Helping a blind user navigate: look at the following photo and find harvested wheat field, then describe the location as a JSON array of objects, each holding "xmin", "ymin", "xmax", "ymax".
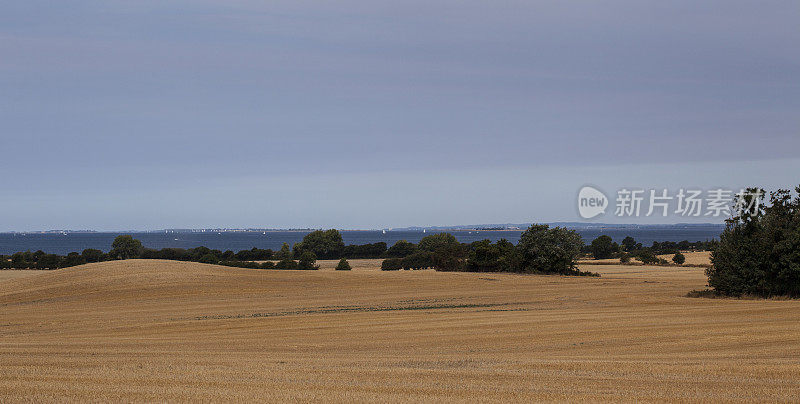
[{"xmin": 1, "ymin": 259, "xmax": 799, "ymax": 402}]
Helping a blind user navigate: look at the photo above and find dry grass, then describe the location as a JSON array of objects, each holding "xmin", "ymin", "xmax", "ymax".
[{"xmin": 1, "ymin": 259, "xmax": 799, "ymax": 402}]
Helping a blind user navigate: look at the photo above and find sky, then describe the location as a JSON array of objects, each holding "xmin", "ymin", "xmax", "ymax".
[{"xmin": 1, "ymin": 1, "xmax": 798, "ymax": 231}]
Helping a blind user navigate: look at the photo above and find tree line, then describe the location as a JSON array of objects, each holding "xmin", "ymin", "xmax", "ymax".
[
  {"xmin": 0, "ymin": 226, "xmax": 712, "ymax": 277},
  {"xmin": 585, "ymin": 234, "xmax": 716, "ymax": 265}
]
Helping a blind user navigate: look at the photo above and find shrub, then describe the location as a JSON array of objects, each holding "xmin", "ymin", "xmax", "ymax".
[
  {"xmin": 672, "ymin": 252, "xmax": 686, "ymax": 265},
  {"xmin": 402, "ymin": 251, "xmax": 434, "ymax": 270},
  {"xmin": 219, "ymin": 260, "xmax": 261, "ymax": 269},
  {"xmin": 335, "ymin": 258, "xmax": 351, "ymax": 271},
  {"xmin": 275, "ymin": 258, "xmax": 298, "ymax": 269},
  {"xmin": 516, "ymin": 225, "xmax": 584, "ymax": 274},
  {"xmin": 619, "ymin": 253, "xmax": 631, "ymax": 264},
  {"xmin": 296, "ymin": 251, "xmax": 319, "ymax": 270},
  {"xmin": 343, "ymin": 242, "xmax": 386, "ymax": 258},
  {"xmin": 261, "ymin": 261, "xmax": 275, "ymax": 269},
  {"xmin": 636, "ymin": 250, "xmax": 659, "ymax": 265},
  {"xmin": 198, "ymin": 254, "xmax": 219, "ymax": 264},
  {"xmin": 381, "ymin": 258, "xmax": 403, "ymax": 271}
]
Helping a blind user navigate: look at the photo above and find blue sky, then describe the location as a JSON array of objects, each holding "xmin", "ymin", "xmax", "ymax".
[{"xmin": 1, "ymin": 1, "xmax": 798, "ymax": 231}]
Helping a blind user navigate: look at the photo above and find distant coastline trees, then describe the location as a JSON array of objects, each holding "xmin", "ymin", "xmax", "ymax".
[{"xmin": 1, "ymin": 227, "xmax": 717, "ymax": 276}]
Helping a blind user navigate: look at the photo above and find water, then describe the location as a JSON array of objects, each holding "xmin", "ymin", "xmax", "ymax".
[{"xmin": 0, "ymin": 227, "xmax": 723, "ymax": 255}]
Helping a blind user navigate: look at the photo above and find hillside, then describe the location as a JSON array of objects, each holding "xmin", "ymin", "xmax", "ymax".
[{"xmin": 1, "ymin": 260, "xmax": 799, "ymax": 401}]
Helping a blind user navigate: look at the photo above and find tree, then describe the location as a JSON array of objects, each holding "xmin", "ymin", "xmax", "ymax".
[
  {"xmin": 621, "ymin": 236, "xmax": 637, "ymax": 252},
  {"xmin": 590, "ymin": 235, "xmax": 615, "ymax": 259},
  {"xmin": 36, "ymin": 254, "xmax": 62, "ymax": 269},
  {"xmin": 418, "ymin": 233, "xmax": 459, "ymax": 252},
  {"xmin": 62, "ymin": 252, "xmax": 86, "ymax": 267},
  {"xmin": 516, "ymin": 225, "xmax": 584, "ymax": 274},
  {"xmin": 401, "ymin": 252, "xmax": 434, "ymax": 270},
  {"xmin": 709, "ymin": 186, "xmax": 800, "ymax": 297},
  {"xmin": 335, "ymin": 258, "xmax": 352, "ymax": 271},
  {"xmin": 199, "ymin": 254, "xmax": 219, "ymax": 264},
  {"xmin": 672, "ymin": 252, "xmax": 686, "ymax": 265},
  {"xmin": 296, "ymin": 251, "xmax": 319, "ymax": 270},
  {"xmin": 294, "ymin": 229, "xmax": 345, "ymax": 259},
  {"xmin": 81, "ymin": 248, "xmax": 104, "ymax": 263},
  {"xmin": 386, "ymin": 240, "xmax": 416, "ymax": 257},
  {"xmin": 275, "ymin": 243, "xmax": 293, "ymax": 260},
  {"xmin": 109, "ymin": 235, "xmax": 143, "ymax": 260},
  {"xmin": 636, "ymin": 249, "xmax": 659, "ymax": 265}
]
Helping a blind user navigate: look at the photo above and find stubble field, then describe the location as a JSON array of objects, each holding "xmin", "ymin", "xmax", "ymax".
[{"xmin": 1, "ymin": 257, "xmax": 799, "ymax": 402}]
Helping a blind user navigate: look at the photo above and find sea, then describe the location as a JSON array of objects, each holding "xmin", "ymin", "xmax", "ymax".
[{"xmin": 0, "ymin": 226, "xmax": 724, "ymax": 255}]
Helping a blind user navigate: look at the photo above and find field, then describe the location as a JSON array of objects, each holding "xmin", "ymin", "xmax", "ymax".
[{"xmin": 1, "ymin": 259, "xmax": 799, "ymax": 401}]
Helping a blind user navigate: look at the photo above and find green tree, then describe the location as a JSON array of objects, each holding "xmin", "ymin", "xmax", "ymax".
[
  {"xmin": 386, "ymin": 240, "xmax": 417, "ymax": 257},
  {"xmin": 295, "ymin": 229, "xmax": 345, "ymax": 259},
  {"xmin": 275, "ymin": 242, "xmax": 293, "ymax": 260},
  {"xmin": 590, "ymin": 235, "xmax": 615, "ymax": 259},
  {"xmin": 335, "ymin": 258, "xmax": 352, "ymax": 271},
  {"xmin": 275, "ymin": 258, "xmax": 298, "ymax": 269},
  {"xmin": 199, "ymin": 254, "xmax": 219, "ymax": 264},
  {"xmin": 516, "ymin": 225, "xmax": 584, "ymax": 274},
  {"xmin": 109, "ymin": 235, "xmax": 144, "ymax": 260},
  {"xmin": 381, "ymin": 258, "xmax": 403, "ymax": 271},
  {"xmin": 709, "ymin": 186, "xmax": 800, "ymax": 297},
  {"xmin": 62, "ymin": 252, "xmax": 86, "ymax": 267},
  {"xmin": 621, "ymin": 236, "xmax": 637, "ymax": 252},
  {"xmin": 672, "ymin": 252, "xmax": 686, "ymax": 265},
  {"xmin": 81, "ymin": 248, "xmax": 104, "ymax": 263},
  {"xmin": 417, "ymin": 233, "xmax": 459, "ymax": 252},
  {"xmin": 296, "ymin": 251, "xmax": 319, "ymax": 270}
]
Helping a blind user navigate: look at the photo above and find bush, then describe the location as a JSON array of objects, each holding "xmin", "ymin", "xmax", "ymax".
[
  {"xmin": 402, "ymin": 251, "xmax": 434, "ymax": 270},
  {"xmin": 296, "ymin": 251, "xmax": 319, "ymax": 270},
  {"xmin": 381, "ymin": 258, "xmax": 403, "ymax": 271},
  {"xmin": 709, "ymin": 186, "xmax": 800, "ymax": 297},
  {"xmin": 672, "ymin": 252, "xmax": 686, "ymax": 265},
  {"xmin": 261, "ymin": 261, "xmax": 275, "ymax": 269},
  {"xmin": 219, "ymin": 260, "xmax": 261, "ymax": 269},
  {"xmin": 619, "ymin": 253, "xmax": 631, "ymax": 264},
  {"xmin": 516, "ymin": 225, "xmax": 584, "ymax": 274},
  {"xmin": 335, "ymin": 258, "xmax": 351, "ymax": 271},
  {"xmin": 198, "ymin": 254, "xmax": 219, "ymax": 264},
  {"xmin": 636, "ymin": 250, "xmax": 659, "ymax": 265},
  {"xmin": 275, "ymin": 258, "xmax": 298, "ymax": 269}
]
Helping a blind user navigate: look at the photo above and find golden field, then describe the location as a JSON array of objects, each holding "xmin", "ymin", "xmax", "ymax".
[{"xmin": 1, "ymin": 259, "xmax": 799, "ymax": 402}]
